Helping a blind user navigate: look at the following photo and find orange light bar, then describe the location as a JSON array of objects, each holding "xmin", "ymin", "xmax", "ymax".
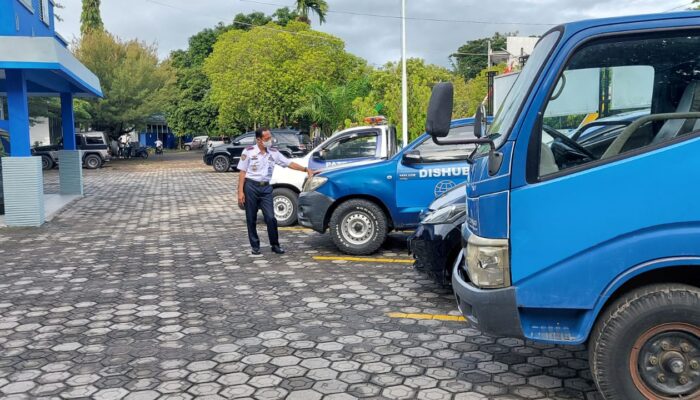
[{"xmin": 364, "ymin": 116, "xmax": 387, "ymax": 125}]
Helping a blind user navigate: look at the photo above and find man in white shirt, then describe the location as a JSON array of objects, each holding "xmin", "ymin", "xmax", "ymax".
[{"xmin": 237, "ymin": 127, "xmax": 315, "ymax": 255}]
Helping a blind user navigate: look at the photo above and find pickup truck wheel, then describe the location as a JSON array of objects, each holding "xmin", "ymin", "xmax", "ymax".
[
  {"xmin": 184, "ymin": 145, "xmax": 191, "ymax": 151},
  {"xmin": 41, "ymin": 155, "xmax": 54, "ymax": 170},
  {"xmin": 589, "ymin": 283, "xmax": 700, "ymax": 400},
  {"xmin": 212, "ymin": 155, "xmax": 230, "ymax": 172},
  {"xmin": 84, "ymin": 154, "xmax": 102, "ymax": 169},
  {"xmin": 329, "ymin": 199, "xmax": 387, "ymax": 255},
  {"xmin": 273, "ymin": 188, "xmax": 298, "ymax": 226}
]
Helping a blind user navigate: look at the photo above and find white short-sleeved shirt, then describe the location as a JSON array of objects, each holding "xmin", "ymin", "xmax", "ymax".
[{"xmin": 237, "ymin": 145, "xmax": 291, "ymax": 182}]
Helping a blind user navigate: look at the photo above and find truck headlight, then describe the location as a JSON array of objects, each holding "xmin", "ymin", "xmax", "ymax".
[
  {"xmin": 421, "ymin": 204, "xmax": 466, "ymax": 225},
  {"xmin": 303, "ymin": 176, "xmax": 328, "ymax": 192},
  {"xmin": 466, "ymin": 234, "xmax": 510, "ymax": 289}
]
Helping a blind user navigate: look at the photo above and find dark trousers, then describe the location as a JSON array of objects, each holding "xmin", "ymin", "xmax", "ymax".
[{"xmin": 243, "ymin": 180, "xmax": 279, "ymax": 249}]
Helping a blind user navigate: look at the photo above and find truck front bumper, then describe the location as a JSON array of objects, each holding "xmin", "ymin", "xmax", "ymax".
[
  {"xmin": 452, "ymin": 251, "xmax": 523, "ymax": 337},
  {"xmin": 298, "ymin": 191, "xmax": 334, "ymax": 233}
]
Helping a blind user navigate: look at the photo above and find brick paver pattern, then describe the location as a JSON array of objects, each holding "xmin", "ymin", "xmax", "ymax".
[{"xmin": 0, "ymin": 153, "xmax": 602, "ymax": 399}]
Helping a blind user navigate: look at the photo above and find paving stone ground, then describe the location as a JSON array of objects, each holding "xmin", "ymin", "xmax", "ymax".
[{"xmin": 0, "ymin": 152, "xmax": 602, "ymax": 399}]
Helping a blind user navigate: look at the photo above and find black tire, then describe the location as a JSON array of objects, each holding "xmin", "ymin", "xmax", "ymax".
[
  {"xmin": 83, "ymin": 154, "xmax": 102, "ymax": 170},
  {"xmin": 184, "ymin": 145, "xmax": 191, "ymax": 151},
  {"xmin": 41, "ymin": 155, "xmax": 54, "ymax": 170},
  {"xmin": 589, "ymin": 283, "xmax": 700, "ymax": 400},
  {"xmin": 141, "ymin": 151, "xmax": 149, "ymax": 159},
  {"xmin": 329, "ymin": 199, "xmax": 388, "ymax": 255},
  {"xmin": 272, "ymin": 188, "xmax": 298, "ymax": 227},
  {"xmin": 212, "ymin": 155, "xmax": 231, "ymax": 173}
]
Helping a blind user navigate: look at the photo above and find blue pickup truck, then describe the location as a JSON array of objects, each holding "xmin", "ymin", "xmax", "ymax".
[
  {"xmin": 425, "ymin": 11, "xmax": 700, "ymax": 400},
  {"xmin": 298, "ymin": 118, "xmax": 478, "ymax": 255}
]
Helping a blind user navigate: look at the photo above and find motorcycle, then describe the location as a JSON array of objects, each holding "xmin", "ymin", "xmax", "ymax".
[{"xmin": 124, "ymin": 143, "xmax": 149, "ymax": 159}]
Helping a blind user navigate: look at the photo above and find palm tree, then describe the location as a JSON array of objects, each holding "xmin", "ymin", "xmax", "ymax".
[{"xmin": 295, "ymin": 0, "xmax": 328, "ymax": 25}]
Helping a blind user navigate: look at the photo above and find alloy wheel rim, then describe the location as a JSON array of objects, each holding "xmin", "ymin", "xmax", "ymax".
[{"xmin": 214, "ymin": 158, "xmax": 227, "ymax": 171}]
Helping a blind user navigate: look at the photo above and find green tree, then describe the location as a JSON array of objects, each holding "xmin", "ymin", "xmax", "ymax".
[
  {"xmin": 452, "ymin": 32, "xmax": 510, "ymax": 80},
  {"xmin": 294, "ymin": 78, "xmax": 370, "ymax": 136},
  {"xmin": 273, "ymin": 7, "xmax": 301, "ymax": 26},
  {"xmin": 233, "ymin": 11, "xmax": 271, "ymax": 30},
  {"xmin": 73, "ymin": 31, "xmax": 175, "ymax": 137},
  {"xmin": 166, "ymin": 9, "xmax": 303, "ymax": 137},
  {"xmin": 295, "ymin": 0, "xmax": 328, "ymax": 24},
  {"xmin": 351, "ymin": 59, "xmax": 454, "ymax": 141},
  {"xmin": 204, "ymin": 21, "xmax": 364, "ymax": 130},
  {"xmin": 80, "ymin": 0, "xmax": 103, "ymax": 36},
  {"xmin": 452, "ymin": 64, "xmax": 507, "ymax": 119}
]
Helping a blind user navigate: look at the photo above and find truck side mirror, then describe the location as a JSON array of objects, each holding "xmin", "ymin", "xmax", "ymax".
[
  {"xmin": 402, "ymin": 150, "xmax": 422, "ymax": 165},
  {"xmin": 474, "ymin": 104, "xmax": 486, "ymax": 138},
  {"xmin": 426, "ymin": 82, "xmax": 454, "ymax": 138}
]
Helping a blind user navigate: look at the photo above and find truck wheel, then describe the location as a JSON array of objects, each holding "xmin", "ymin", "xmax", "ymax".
[
  {"xmin": 212, "ymin": 155, "xmax": 230, "ymax": 172},
  {"xmin": 329, "ymin": 199, "xmax": 387, "ymax": 255},
  {"xmin": 589, "ymin": 283, "xmax": 700, "ymax": 400},
  {"xmin": 273, "ymin": 188, "xmax": 298, "ymax": 226},
  {"xmin": 41, "ymin": 155, "xmax": 54, "ymax": 170},
  {"xmin": 184, "ymin": 145, "xmax": 191, "ymax": 151},
  {"xmin": 84, "ymin": 154, "xmax": 102, "ymax": 169}
]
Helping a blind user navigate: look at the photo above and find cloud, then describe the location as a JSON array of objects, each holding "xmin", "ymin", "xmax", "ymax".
[{"xmin": 56, "ymin": 0, "xmax": 686, "ymax": 67}]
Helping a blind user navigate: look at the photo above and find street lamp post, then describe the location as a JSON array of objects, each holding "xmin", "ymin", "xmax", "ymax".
[{"xmin": 401, "ymin": 0, "xmax": 408, "ymax": 147}]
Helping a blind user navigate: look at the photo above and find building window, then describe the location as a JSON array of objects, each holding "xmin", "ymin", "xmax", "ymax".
[
  {"xmin": 18, "ymin": 0, "xmax": 34, "ymax": 13},
  {"xmin": 39, "ymin": 0, "xmax": 50, "ymax": 25}
]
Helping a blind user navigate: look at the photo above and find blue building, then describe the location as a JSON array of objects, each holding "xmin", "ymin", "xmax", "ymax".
[
  {"xmin": 139, "ymin": 114, "xmax": 180, "ymax": 149},
  {"xmin": 0, "ymin": 0, "xmax": 102, "ymax": 226}
]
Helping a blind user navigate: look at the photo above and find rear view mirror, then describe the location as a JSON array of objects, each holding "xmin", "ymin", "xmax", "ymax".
[
  {"xmin": 402, "ymin": 150, "xmax": 422, "ymax": 165},
  {"xmin": 474, "ymin": 104, "xmax": 486, "ymax": 139},
  {"xmin": 426, "ymin": 82, "xmax": 454, "ymax": 138},
  {"xmin": 312, "ymin": 151, "xmax": 324, "ymax": 160}
]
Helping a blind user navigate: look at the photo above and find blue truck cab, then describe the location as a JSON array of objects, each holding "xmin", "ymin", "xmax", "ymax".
[
  {"xmin": 425, "ymin": 11, "xmax": 700, "ymax": 399},
  {"xmin": 298, "ymin": 118, "xmax": 478, "ymax": 255}
]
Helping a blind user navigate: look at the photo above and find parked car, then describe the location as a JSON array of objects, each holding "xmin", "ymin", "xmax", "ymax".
[
  {"xmin": 183, "ymin": 135, "xmax": 209, "ymax": 151},
  {"xmin": 32, "ymin": 132, "xmax": 111, "ymax": 170},
  {"xmin": 270, "ymin": 123, "xmax": 400, "ymax": 226},
  {"xmin": 206, "ymin": 136, "xmax": 231, "ymax": 150},
  {"xmin": 203, "ymin": 129, "xmax": 309, "ymax": 173},
  {"xmin": 408, "ymin": 183, "xmax": 466, "ymax": 286},
  {"xmin": 298, "ymin": 118, "xmax": 480, "ymax": 255}
]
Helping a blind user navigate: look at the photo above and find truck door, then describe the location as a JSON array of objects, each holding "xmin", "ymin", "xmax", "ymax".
[
  {"xmin": 395, "ymin": 124, "xmax": 476, "ymax": 224},
  {"xmin": 511, "ymin": 29, "xmax": 700, "ymax": 291},
  {"xmin": 308, "ymin": 129, "xmax": 380, "ymax": 170}
]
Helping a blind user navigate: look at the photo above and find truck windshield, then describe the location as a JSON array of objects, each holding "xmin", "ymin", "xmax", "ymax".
[{"xmin": 485, "ymin": 30, "xmax": 561, "ymax": 151}]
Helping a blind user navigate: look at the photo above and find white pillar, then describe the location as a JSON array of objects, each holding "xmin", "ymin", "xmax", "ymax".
[
  {"xmin": 58, "ymin": 150, "xmax": 83, "ymax": 195},
  {"xmin": 2, "ymin": 157, "xmax": 45, "ymax": 227}
]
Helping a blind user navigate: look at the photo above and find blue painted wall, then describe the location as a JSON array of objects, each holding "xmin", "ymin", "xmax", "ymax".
[
  {"xmin": 0, "ymin": 0, "xmax": 56, "ymax": 39},
  {"xmin": 139, "ymin": 132, "xmax": 181, "ymax": 149}
]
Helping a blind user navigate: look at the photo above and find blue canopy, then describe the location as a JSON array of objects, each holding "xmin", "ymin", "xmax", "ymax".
[{"xmin": 0, "ymin": 36, "xmax": 102, "ymax": 97}]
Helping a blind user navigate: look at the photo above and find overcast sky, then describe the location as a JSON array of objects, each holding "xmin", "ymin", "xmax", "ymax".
[{"xmin": 56, "ymin": 0, "xmax": 690, "ymax": 68}]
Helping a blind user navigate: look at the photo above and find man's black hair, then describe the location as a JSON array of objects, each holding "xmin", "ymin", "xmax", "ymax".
[{"xmin": 255, "ymin": 127, "xmax": 270, "ymax": 139}]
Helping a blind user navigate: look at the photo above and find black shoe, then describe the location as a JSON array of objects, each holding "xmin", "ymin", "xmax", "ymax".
[
  {"xmin": 251, "ymin": 248, "xmax": 261, "ymax": 255},
  {"xmin": 271, "ymin": 245, "xmax": 285, "ymax": 254}
]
